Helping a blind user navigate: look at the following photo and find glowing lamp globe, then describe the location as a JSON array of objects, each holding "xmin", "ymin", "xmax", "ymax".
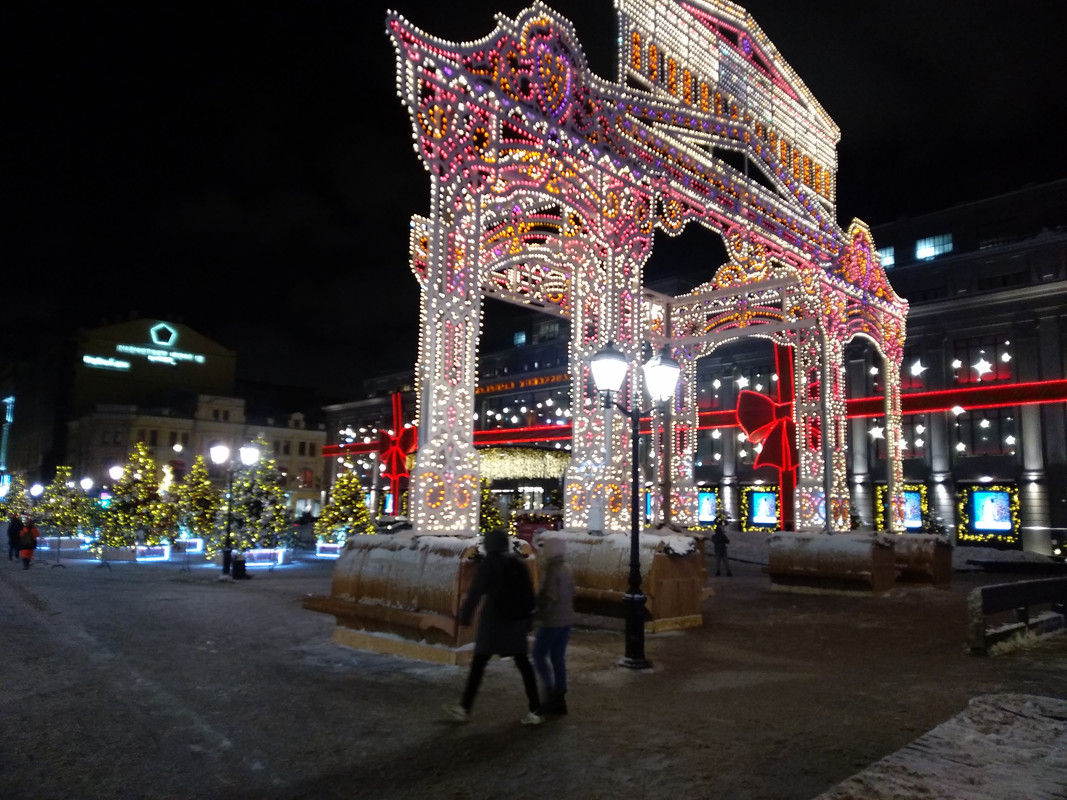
[
  {"xmin": 643, "ymin": 346, "xmax": 681, "ymax": 404},
  {"xmin": 590, "ymin": 341, "xmax": 630, "ymax": 395}
]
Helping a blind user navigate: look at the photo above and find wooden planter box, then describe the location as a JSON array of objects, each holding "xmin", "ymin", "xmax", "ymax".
[
  {"xmin": 548, "ymin": 531, "xmax": 707, "ymax": 632},
  {"xmin": 892, "ymin": 534, "xmax": 953, "ymax": 586},
  {"xmin": 768, "ymin": 532, "xmax": 898, "ymax": 593},
  {"xmin": 304, "ymin": 529, "xmax": 707, "ymax": 666},
  {"xmin": 304, "ymin": 533, "xmax": 490, "ymax": 665}
]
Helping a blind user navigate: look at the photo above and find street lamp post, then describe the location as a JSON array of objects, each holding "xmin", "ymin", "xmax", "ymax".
[
  {"xmin": 590, "ymin": 341, "xmax": 681, "ymax": 670},
  {"xmin": 210, "ymin": 444, "xmax": 260, "ymax": 576}
]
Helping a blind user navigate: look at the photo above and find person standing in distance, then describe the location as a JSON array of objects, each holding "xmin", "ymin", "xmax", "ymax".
[
  {"xmin": 711, "ymin": 517, "xmax": 732, "ymax": 577},
  {"xmin": 19, "ymin": 518, "xmax": 40, "ymax": 570},
  {"xmin": 444, "ymin": 528, "xmax": 543, "ymax": 725},
  {"xmin": 7, "ymin": 513, "xmax": 23, "ymax": 561},
  {"xmin": 532, "ymin": 535, "xmax": 575, "ymax": 715}
]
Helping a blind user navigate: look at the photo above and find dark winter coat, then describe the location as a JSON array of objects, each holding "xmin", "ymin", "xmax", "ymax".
[
  {"xmin": 710, "ymin": 530, "xmax": 730, "ymax": 556},
  {"xmin": 460, "ymin": 531, "xmax": 534, "ymax": 657},
  {"xmin": 7, "ymin": 516, "xmax": 22, "ymax": 547}
]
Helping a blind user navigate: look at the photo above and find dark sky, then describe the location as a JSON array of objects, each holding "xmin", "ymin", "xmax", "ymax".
[{"xmin": 7, "ymin": 1, "xmax": 1066, "ymax": 400}]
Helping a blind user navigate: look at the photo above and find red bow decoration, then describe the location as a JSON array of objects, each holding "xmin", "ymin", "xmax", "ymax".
[
  {"xmin": 736, "ymin": 390, "xmax": 798, "ymax": 474},
  {"xmin": 377, "ymin": 393, "xmax": 418, "ymax": 497}
]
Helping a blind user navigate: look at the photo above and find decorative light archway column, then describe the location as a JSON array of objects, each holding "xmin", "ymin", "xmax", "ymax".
[{"xmin": 408, "ymin": 177, "xmax": 484, "ymax": 533}]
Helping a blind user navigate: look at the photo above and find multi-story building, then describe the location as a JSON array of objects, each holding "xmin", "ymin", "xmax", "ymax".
[
  {"xmin": 1, "ymin": 317, "xmax": 327, "ymax": 516},
  {"xmin": 322, "ymin": 181, "xmax": 1067, "ymax": 555}
]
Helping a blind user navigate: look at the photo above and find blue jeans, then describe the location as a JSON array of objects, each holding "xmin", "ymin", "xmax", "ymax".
[{"xmin": 532, "ymin": 625, "xmax": 571, "ymax": 694}]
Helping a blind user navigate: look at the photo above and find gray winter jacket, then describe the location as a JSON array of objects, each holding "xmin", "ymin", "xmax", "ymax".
[{"xmin": 536, "ymin": 537, "xmax": 575, "ymax": 628}]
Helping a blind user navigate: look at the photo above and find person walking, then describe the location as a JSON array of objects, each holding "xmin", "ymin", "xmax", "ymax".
[
  {"xmin": 19, "ymin": 518, "xmax": 40, "ymax": 570},
  {"xmin": 7, "ymin": 513, "xmax": 22, "ymax": 561},
  {"xmin": 445, "ymin": 528, "xmax": 543, "ymax": 726},
  {"xmin": 532, "ymin": 535, "xmax": 575, "ymax": 715},
  {"xmin": 711, "ymin": 519, "xmax": 732, "ymax": 577}
]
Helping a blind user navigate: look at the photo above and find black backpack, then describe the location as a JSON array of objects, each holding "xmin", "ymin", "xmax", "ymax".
[{"xmin": 494, "ymin": 556, "xmax": 536, "ymax": 620}]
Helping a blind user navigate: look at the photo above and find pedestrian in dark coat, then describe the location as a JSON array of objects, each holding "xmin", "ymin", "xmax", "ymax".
[
  {"xmin": 444, "ymin": 528, "xmax": 543, "ymax": 725},
  {"xmin": 7, "ymin": 513, "xmax": 22, "ymax": 561},
  {"xmin": 532, "ymin": 535, "xmax": 575, "ymax": 714},
  {"xmin": 711, "ymin": 520, "xmax": 732, "ymax": 577}
]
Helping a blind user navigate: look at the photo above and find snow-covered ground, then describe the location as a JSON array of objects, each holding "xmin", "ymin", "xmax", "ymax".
[
  {"xmin": 720, "ymin": 529, "xmax": 1067, "ymax": 799},
  {"xmin": 815, "ymin": 693, "xmax": 1067, "ymax": 800}
]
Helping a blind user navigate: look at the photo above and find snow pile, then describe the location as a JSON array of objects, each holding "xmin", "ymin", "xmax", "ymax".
[{"xmin": 815, "ymin": 694, "xmax": 1067, "ymax": 800}]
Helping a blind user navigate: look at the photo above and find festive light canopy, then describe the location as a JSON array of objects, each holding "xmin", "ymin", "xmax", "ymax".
[{"xmin": 388, "ymin": 0, "xmax": 907, "ymax": 535}]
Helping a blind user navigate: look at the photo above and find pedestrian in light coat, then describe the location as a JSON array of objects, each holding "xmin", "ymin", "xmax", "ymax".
[{"xmin": 532, "ymin": 535, "xmax": 575, "ymax": 714}]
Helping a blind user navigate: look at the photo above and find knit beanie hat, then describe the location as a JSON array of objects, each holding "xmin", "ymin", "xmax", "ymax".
[{"xmin": 484, "ymin": 528, "xmax": 509, "ymax": 553}]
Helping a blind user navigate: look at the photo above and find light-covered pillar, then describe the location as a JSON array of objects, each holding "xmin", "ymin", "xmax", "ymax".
[{"xmin": 408, "ymin": 178, "xmax": 482, "ymax": 534}]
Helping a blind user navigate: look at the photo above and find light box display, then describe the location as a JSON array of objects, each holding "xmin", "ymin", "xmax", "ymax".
[
  {"xmin": 697, "ymin": 490, "xmax": 718, "ymax": 525},
  {"xmin": 957, "ymin": 484, "xmax": 1020, "ymax": 546},
  {"xmin": 875, "ymin": 483, "xmax": 927, "ymax": 531},
  {"xmin": 741, "ymin": 486, "xmax": 779, "ymax": 531}
]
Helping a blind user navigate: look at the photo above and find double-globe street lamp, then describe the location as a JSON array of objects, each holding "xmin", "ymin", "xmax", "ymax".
[
  {"xmin": 210, "ymin": 443, "xmax": 260, "ymax": 576},
  {"xmin": 590, "ymin": 341, "xmax": 681, "ymax": 670}
]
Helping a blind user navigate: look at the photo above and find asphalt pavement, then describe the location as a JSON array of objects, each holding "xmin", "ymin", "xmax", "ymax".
[{"xmin": 2, "ymin": 546, "xmax": 1065, "ymax": 800}]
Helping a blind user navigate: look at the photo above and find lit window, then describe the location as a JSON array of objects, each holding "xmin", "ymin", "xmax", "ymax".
[
  {"xmin": 915, "ymin": 233, "xmax": 953, "ymax": 260},
  {"xmin": 880, "ymin": 246, "xmax": 894, "ymax": 268},
  {"xmin": 513, "ymin": 331, "xmax": 527, "ymax": 346}
]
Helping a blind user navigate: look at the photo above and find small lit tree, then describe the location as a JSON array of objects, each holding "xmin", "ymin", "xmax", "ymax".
[
  {"xmin": 0, "ymin": 473, "xmax": 30, "ymax": 520},
  {"xmin": 175, "ymin": 456, "xmax": 221, "ymax": 550},
  {"xmin": 36, "ymin": 466, "xmax": 92, "ymax": 538},
  {"xmin": 314, "ymin": 468, "xmax": 375, "ymax": 544},
  {"xmin": 101, "ymin": 442, "xmax": 160, "ymax": 547},
  {"xmin": 229, "ymin": 439, "xmax": 292, "ymax": 551},
  {"xmin": 479, "ymin": 479, "xmax": 505, "ymax": 534}
]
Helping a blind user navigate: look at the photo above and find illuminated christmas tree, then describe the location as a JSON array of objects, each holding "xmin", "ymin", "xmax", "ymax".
[
  {"xmin": 314, "ymin": 468, "xmax": 374, "ymax": 544},
  {"xmin": 0, "ymin": 473, "xmax": 29, "ymax": 520},
  {"xmin": 36, "ymin": 466, "xmax": 93, "ymax": 538},
  {"xmin": 101, "ymin": 442, "xmax": 160, "ymax": 547},
  {"xmin": 479, "ymin": 479, "xmax": 505, "ymax": 534},
  {"xmin": 227, "ymin": 439, "xmax": 293, "ymax": 551},
  {"xmin": 149, "ymin": 466, "xmax": 180, "ymax": 544},
  {"xmin": 175, "ymin": 456, "xmax": 221, "ymax": 552}
]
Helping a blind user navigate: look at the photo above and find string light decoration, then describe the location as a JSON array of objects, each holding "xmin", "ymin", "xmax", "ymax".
[
  {"xmin": 225, "ymin": 439, "xmax": 294, "ymax": 553},
  {"xmin": 957, "ymin": 484, "xmax": 1021, "ymax": 547},
  {"xmin": 388, "ymin": 0, "xmax": 907, "ymax": 535},
  {"xmin": 314, "ymin": 468, "xmax": 375, "ymax": 546},
  {"xmin": 174, "ymin": 456, "xmax": 221, "ymax": 548},
  {"xmin": 874, "ymin": 483, "xmax": 928, "ymax": 532},
  {"xmin": 35, "ymin": 466, "xmax": 93, "ymax": 540},
  {"xmin": 740, "ymin": 484, "xmax": 780, "ymax": 532},
  {"xmin": 100, "ymin": 442, "xmax": 161, "ymax": 548}
]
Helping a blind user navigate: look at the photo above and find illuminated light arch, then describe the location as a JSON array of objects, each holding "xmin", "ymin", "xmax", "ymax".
[{"xmin": 389, "ymin": 1, "xmax": 908, "ymax": 535}]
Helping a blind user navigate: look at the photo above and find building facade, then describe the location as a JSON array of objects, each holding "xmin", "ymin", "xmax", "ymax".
[
  {"xmin": 321, "ymin": 182, "xmax": 1067, "ymax": 554},
  {"xmin": 1, "ymin": 318, "xmax": 327, "ymax": 516}
]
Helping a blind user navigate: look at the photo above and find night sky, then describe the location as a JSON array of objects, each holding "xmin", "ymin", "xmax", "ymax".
[{"xmin": 7, "ymin": 1, "xmax": 1066, "ymax": 400}]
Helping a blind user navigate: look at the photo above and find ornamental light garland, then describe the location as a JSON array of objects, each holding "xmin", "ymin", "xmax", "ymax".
[{"xmin": 389, "ymin": 0, "xmax": 907, "ymax": 535}]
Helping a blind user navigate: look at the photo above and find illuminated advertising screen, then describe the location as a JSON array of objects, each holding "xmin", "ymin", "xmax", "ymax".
[
  {"xmin": 972, "ymin": 490, "xmax": 1012, "ymax": 532},
  {"xmin": 697, "ymin": 490, "xmax": 718, "ymax": 524},
  {"xmin": 750, "ymin": 490, "xmax": 777, "ymax": 526},
  {"xmin": 645, "ymin": 490, "xmax": 652, "ymax": 523},
  {"xmin": 903, "ymin": 490, "xmax": 923, "ymax": 530}
]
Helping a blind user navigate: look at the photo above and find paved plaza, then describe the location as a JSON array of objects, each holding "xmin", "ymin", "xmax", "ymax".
[{"xmin": 2, "ymin": 545, "xmax": 1065, "ymax": 799}]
